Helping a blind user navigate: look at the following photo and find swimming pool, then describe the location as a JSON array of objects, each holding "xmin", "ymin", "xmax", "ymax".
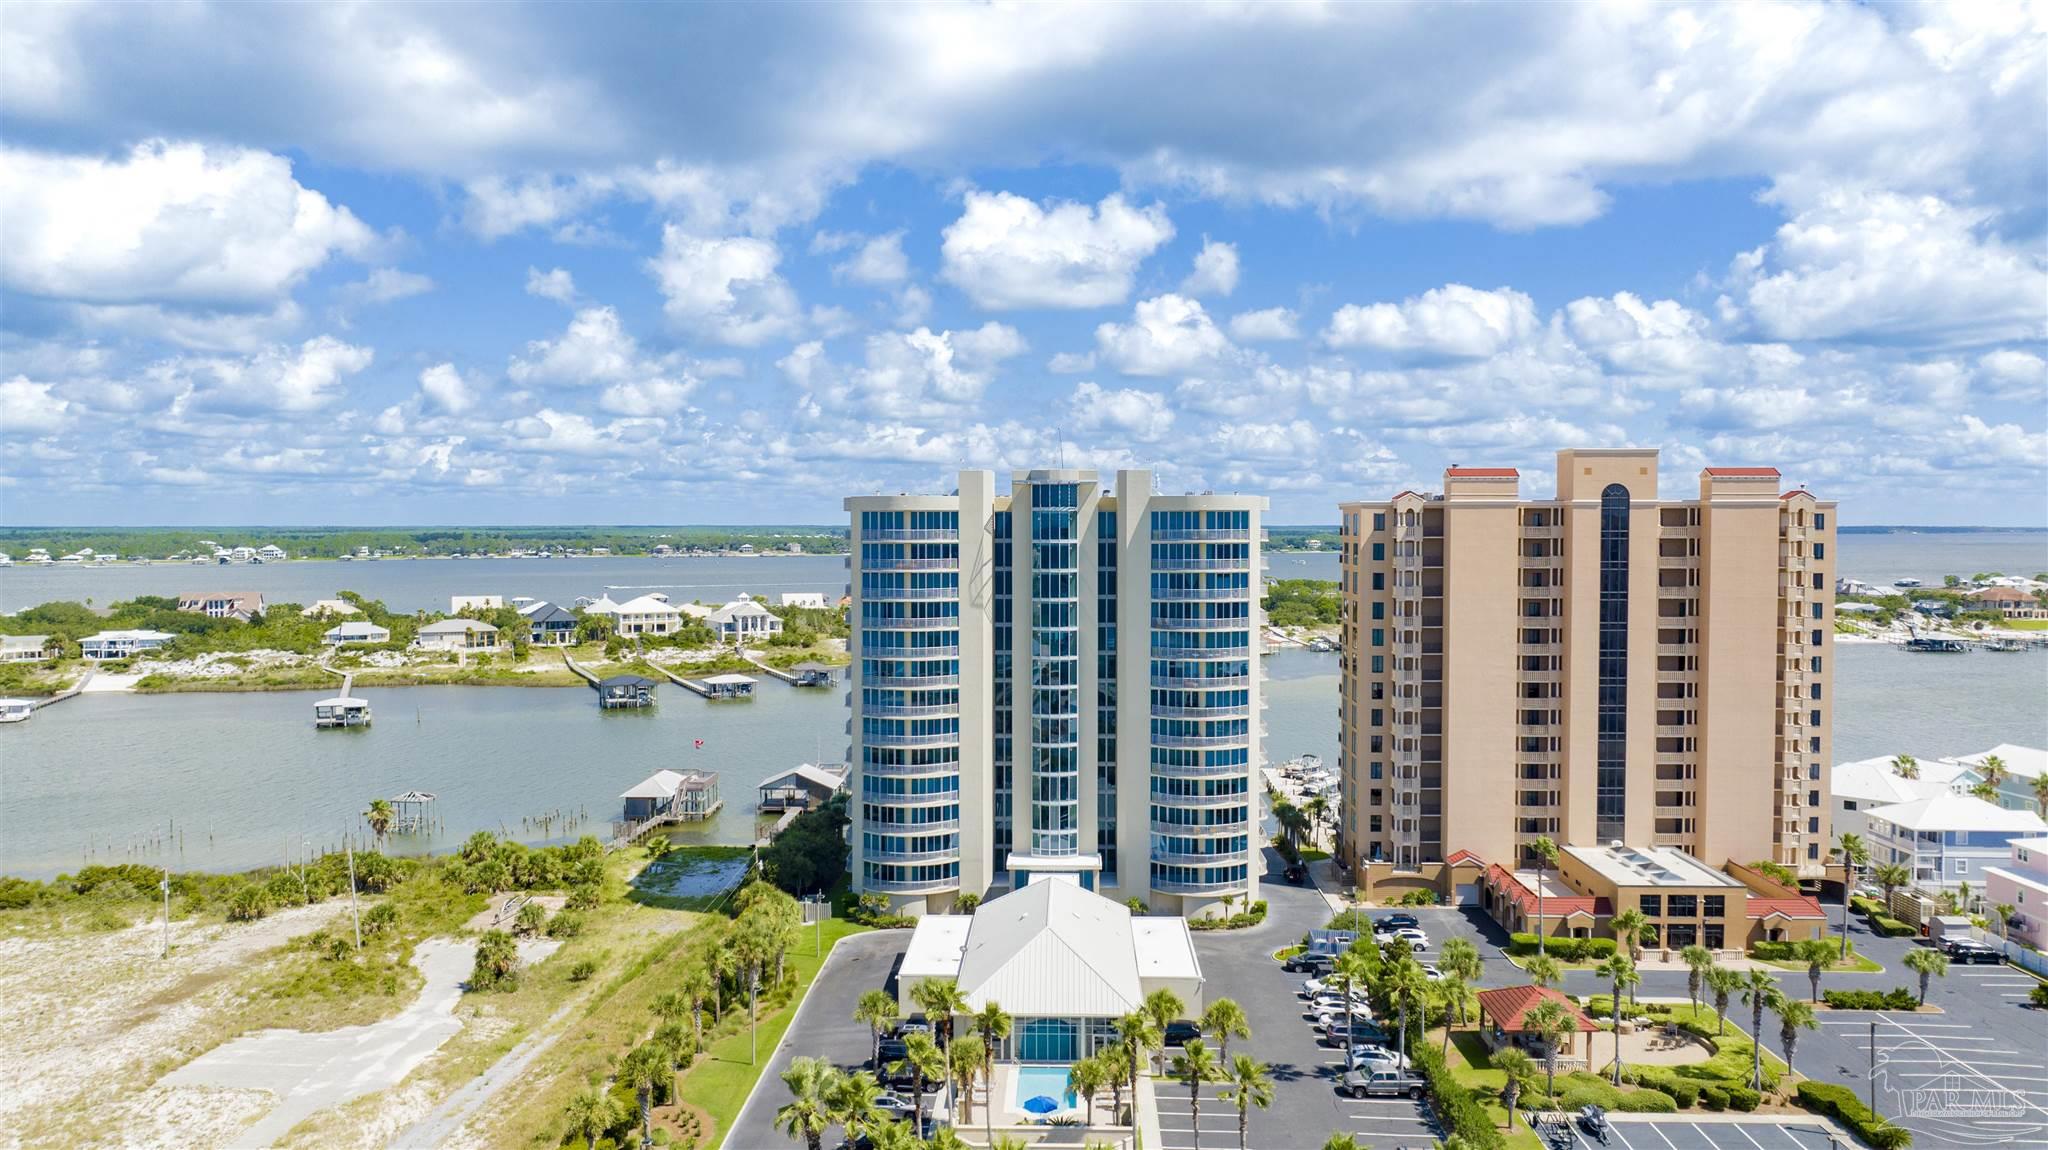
[{"xmin": 1012, "ymin": 1063, "xmax": 1077, "ymax": 1110}]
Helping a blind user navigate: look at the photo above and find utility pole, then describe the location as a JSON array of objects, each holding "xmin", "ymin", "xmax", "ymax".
[
  {"xmin": 1868, "ymin": 1017, "xmax": 1878, "ymax": 1119},
  {"xmin": 346, "ymin": 835, "xmax": 362, "ymax": 950},
  {"xmin": 160, "ymin": 866, "xmax": 171, "ymax": 959},
  {"xmin": 750, "ymin": 968, "xmax": 760, "ymax": 1066}
]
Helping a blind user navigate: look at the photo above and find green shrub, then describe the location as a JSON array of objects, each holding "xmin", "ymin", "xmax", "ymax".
[
  {"xmin": 1824, "ymin": 988, "xmax": 1919, "ymax": 1010},
  {"xmin": 1617, "ymin": 1090, "xmax": 1678, "ymax": 1113},
  {"xmin": 1409, "ymin": 1044, "xmax": 1506, "ymax": 1150},
  {"xmin": 2032, "ymin": 983, "xmax": 2048, "ymax": 1008},
  {"xmin": 1507, "ymin": 933, "xmax": 1616, "ymax": 961},
  {"xmin": 1871, "ymin": 915, "xmax": 1915, "ymax": 937},
  {"xmin": 1749, "ymin": 941, "xmax": 1799, "ymax": 961},
  {"xmin": 363, "ymin": 901, "xmax": 400, "ymax": 935},
  {"xmin": 1726, "ymin": 1085, "xmax": 1760, "ymax": 1112},
  {"xmin": 1797, "ymin": 1081, "xmax": 1913, "ymax": 1148},
  {"xmin": 1396, "ymin": 889, "xmax": 1439, "ymax": 906},
  {"xmin": 547, "ymin": 910, "xmax": 586, "ymax": 938},
  {"xmin": 1700, "ymin": 1085, "xmax": 1729, "ymax": 1111},
  {"xmin": 568, "ymin": 958, "xmax": 598, "ymax": 982},
  {"xmin": 227, "ymin": 883, "xmax": 274, "ymax": 922}
]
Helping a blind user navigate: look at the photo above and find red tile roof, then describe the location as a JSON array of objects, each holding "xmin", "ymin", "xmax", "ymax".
[
  {"xmin": 1476, "ymin": 984, "xmax": 1598, "ymax": 1033},
  {"xmin": 1780, "ymin": 490, "xmax": 1814, "ymax": 501},
  {"xmin": 1484, "ymin": 863, "xmax": 1604, "ymax": 918},
  {"xmin": 1704, "ymin": 467, "xmax": 1780, "ymax": 477},
  {"xmin": 1445, "ymin": 467, "xmax": 1519, "ymax": 477},
  {"xmin": 1746, "ymin": 896, "xmax": 1827, "ymax": 920},
  {"xmin": 1444, "ymin": 849, "xmax": 1485, "ymax": 866}
]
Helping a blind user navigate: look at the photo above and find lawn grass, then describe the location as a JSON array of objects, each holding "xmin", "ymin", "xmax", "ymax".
[
  {"xmin": 683, "ymin": 917, "xmax": 870, "ymax": 1149},
  {"xmin": 1996, "ymin": 619, "xmax": 2048, "ymax": 631},
  {"xmin": 1581, "ymin": 998, "xmax": 1787, "ymax": 1088},
  {"xmin": 1444, "ymin": 1029, "xmax": 1546, "ymax": 1150},
  {"xmin": 1755, "ymin": 952, "xmax": 1884, "ymax": 974}
]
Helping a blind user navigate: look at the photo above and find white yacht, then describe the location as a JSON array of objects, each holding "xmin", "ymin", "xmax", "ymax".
[
  {"xmin": 1893, "ymin": 577, "xmax": 1923, "ymax": 588},
  {"xmin": 0, "ymin": 699, "xmax": 37, "ymax": 724}
]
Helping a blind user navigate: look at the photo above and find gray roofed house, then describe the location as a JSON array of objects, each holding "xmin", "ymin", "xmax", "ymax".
[
  {"xmin": 413, "ymin": 618, "xmax": 498, "ymax": 651},
  {"xmin": 758, "ymin": 762, "xmax": 850, "ymax": 810},
  {"xmin": 177, "ymin": 592, "xmax": 266, "ymax": 621},
  {"xmin": 323, "ymin": 621, "xmax": 393, "ymax": 646},
  {"xmin": 0, "ymin": 634, "xmax": 55, "ymax": 663},
  {"xmin": 519, "ymin": 601, "xmax": 581, "ymax": 646},
  {"xmin": 596, "ymin": 674, "xmax": 656, "ymax": 709}
]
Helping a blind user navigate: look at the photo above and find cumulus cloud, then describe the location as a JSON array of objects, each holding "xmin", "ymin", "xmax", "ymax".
[
  {"xmin": 1324, "ymin": 284, "xmax": 1539, "ymax": 359},
  {"xmin": 0, "ymin": 378, "xmax": 72, "ymax": 433},
  {"xmin": 1727, "ymin": 186, "xmax": 2048, "ymax": 346},
  {"xmin": 784, "ymin": 323, "xmax": 1026, "ymax": 419},
  {"xmin": 418, "ymin": 362, "xmax": 477, "ymax": 414},
  {"xmin": 940, "ymin": 191, "xmax": 1174, "ymax": 309},
  {"xmin": 645, "ymin": 227, "xmax": 801, "ymax": 345},
  {"xmin": 340, "ymin": 267, "xmax": 434, "ymax": 306},
  {"xmin": 1563, "ymin": 293, "xmax": 1718, "ymax": 382},
  {"xmin": 507, "ymin": 305, "xmax": 700, "ymax": 416},
  {"xmin": 1095, "ymin": 294, "xmax": 1235, "ymax": 377},
  {"xmin": 172, "ymin": 336, "xmax": 375, "ymax": 414},
  {"xmin": 1179, "ymin": 237, "xmax": 1239, "ymax": 297},
  {"xmin": 819, "ymin": 230, "xmax": 910, "ymax": 284},
  {"xmin": 525, "ymin": 266, "xmax": 577, "ymax": 303},
  {"xmin": 0, "ymin": 140, "xmax": 374, "ymax": 306},
  {"xmin": 1049, "ymin": 351, "xmax": 1097, "ymax": 374},
  {"xmin": 1069, "ymin": 381, "xmax": 1174, "ymax": 442},
  {"xmin": 1228, "ymin": 307, "xmax": 1300, "ymax": 342}
]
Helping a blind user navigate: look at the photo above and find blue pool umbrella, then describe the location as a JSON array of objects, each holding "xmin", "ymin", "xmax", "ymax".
[{"xmin": 1022, "ymin": 1095, "xmax": 1061, "ymax": 1114}]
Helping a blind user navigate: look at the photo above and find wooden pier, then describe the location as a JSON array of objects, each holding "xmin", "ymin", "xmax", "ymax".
[
  {"xmin": 30, "ymin": 665, "xmax": 95, "ymax": 712},
  {"xmin": 743, "ymin": 656, "xmax": 839, "ymax": 688},
  {"xmin": 645, "ymin": 662, "xmax": 756, "ymax": 699}
]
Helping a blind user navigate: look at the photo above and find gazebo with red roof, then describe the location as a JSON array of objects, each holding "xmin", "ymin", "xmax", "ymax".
[{"xmin": 1475, "ymin": 984, "xmax": 1598, "ymax": 1066}]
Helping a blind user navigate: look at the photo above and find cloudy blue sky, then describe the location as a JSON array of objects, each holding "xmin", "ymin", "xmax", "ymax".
[{"xmin": 1, "ymin": 2, "xmax": 2044, "ymax": 526}]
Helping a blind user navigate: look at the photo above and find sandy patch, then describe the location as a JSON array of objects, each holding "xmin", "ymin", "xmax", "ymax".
[
  {"xmin": 0, "ymin": 901, "xmax": 346, "ymax": 1146},
  {"xmin": 79, "ymin": 671, "xmax": 143, "ymax": 693}
]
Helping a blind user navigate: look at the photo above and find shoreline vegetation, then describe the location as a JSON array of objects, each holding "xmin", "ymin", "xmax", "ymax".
[
  {"xmin": 0, "ymin": 832, "xmax": 858, "ymax": 1149},
  {"xmin": 0, "ymin": 588, "xmax": 852, "ymax": 697}
]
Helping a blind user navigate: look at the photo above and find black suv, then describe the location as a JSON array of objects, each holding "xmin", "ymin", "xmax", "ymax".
[
  {"xmin": 1374, "ymin": 913, "xmax": 1420, "ymax": 932},
  {"xmin": 1941, "ymin": 938, "xmax": 2002, "ymax": 964},
  {"xmin": 1285, "ymin": 951, "xmax": 1336, "ymax": 974},
  {"xmin": 1162, "ymin": 1021, "xmax": 1202, "ymax": 1047}
]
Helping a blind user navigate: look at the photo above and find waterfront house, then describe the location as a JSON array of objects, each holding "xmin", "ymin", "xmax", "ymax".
[
  {"xmin": 450, "ymin": 595, "xmax": 503, "ymax": 613},
  {"xmin": 1863, "ymin": 793, "xmax": 2048, "ymax": 892},
  {"xmin": 586, "ymin": 593, "xmax": 685, "ymax": 636},
  {"xmin": 323, "ymin": 621, "xmax": 392, "ymax": 646},
  {"xmin": 1946, "ymin": 744, "xmax": 2048, "ymax": 813},
  {"xmin": 177, "ymin": 592, "xmax": 266, "ymax": 621},
  {"xmin": 81, "ymin": 630, "xmax": 176, "ymax": 659},
  {"xmin": 897, "ymin": 881, "xmax": 1203, "ymax": 1061},
  {"xmin": 789, "ymin": 660, "xmax": 837, "ymax": 687},
  {"xmin": 300, "ymin": 599, "xmax": 360, "ymax": 618},
  {"xmin": 619, "ymin": 768, "xmax": 721, "ymax": 821},
  {"xmin": 596, "ymin": 674, "xmax": 656, "ymax": 709},
  {"xmin": 1831, "ymin": 755, "xmax": 1958, "ymax": 840},
  {"xmin": 1967, "ymin": 586, "xmax": 2047, "ymax": 620},
  {"xmin": 1836, "ymin": 577, "xmax": 1881, "ymax": 597},
  {"xmin": 413, "ymin": 618, "xmax": 499, "ymax": 652},
  {"xmin": 257, "ymin": 544, "xmax": 287, "ymax": 562},
  {"xmin": 1984, "ymin": 837, "xmax": 2048, "ymax": 951},
  {"xmin": 517, "ymin": 600, "xmax": 580, "ymax": 646},
  {"xmin": 780, "ymin": 592, "xmax": 828, "ymax": 609},
  {"xmin": 313, "ymin": 696, "xmax": 372, "ymax": 728},
  {"xmin": 757, "ymin": 762, "xmax": 850, "ymax": 811},
  {"xmin": 0, "ymin": 634, "xmax": 55, "ymax": 663},
  {"xmin": 680, "ymin": 593, "xmax": 782, "ymax": 643},
  {"xmin": 1910, "ymin": 598, "xmax": 1955, "ymax": 618}
]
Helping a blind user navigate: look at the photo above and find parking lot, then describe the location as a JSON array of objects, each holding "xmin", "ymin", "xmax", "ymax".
[{"xmin": 1597, "ymin": 1119, "xmax": 1847, "ymax": 1150}]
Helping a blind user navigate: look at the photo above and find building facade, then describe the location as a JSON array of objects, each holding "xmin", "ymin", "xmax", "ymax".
[
  {"xmin": 1337, "ymin": 448, "xmax": 1836, "ymax": 899},
  {"xmin": 1984, "ymin": 836, "xmax": 2048, "ymax": 952},
  {"xmin": 846, "ymin": 468, "xmax": 1267, "ymax": 916}
]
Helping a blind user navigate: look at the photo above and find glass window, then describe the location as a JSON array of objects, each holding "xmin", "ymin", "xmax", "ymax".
[
  {"xmin": 1814, "ymin": 542, "xmax": 1825, "ymax": 560},
  {"xmin": 1639, "ymin": 894, "xmax": 1661, "ymax": 916},
  {"xmin": 1373, "ymin": 513, "xmax": 1386, "ymax": 531},
  {"xmin": 1372, "ymin": 542, "xmax": 1385, "ymax": 561},
  {"xmin": 1595, "ymin": 483, "xmax": 1630, "ymax": 843},
  {"xmin": 1814, "ymin": 513, "xmax": 1825, "ymax": 530},
  {"xmin": 1703, "ymin": 895, "xmax": 1724, "ymax": 918},
  {"xmin": 1667, "ymin": 894, "xmax": 1697, "ymax": 917}
]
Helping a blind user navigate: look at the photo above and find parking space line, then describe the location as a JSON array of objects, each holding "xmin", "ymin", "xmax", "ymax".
[
  {"xmin": 1731, "ymin": 1123, "xmax": 1771, "ymax": 1150},
  {"xmin": 1609, "ymin": 1121, "xmax": 1640, "ymax": 1150}
]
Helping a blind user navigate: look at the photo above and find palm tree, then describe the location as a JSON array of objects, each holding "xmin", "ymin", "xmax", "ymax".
[
  {"xmin": 1386, "ymin": 957, "xmax": 1429, "ymax": 1062},
  {"xmin": 1610, "ymin": 907, "xmax": 1650, "ymax": 965},
  {"xmin": 1067, "ymin": 1055, "xmax": 1108, "ymax": 1126},
  {"xmin": 1891, "ymin": 753, "xmax": 1919, "ymax": 780},
  {"xmin": 892, "ymin": 1033, "xmax": 944, "ymax": 1131},
  {"xmin": 1439, "ymin": 937, "xmax": 1484, "ymax": 1003},
  {"xmin": 1523, "ymin": 953, "xmax": 1562, "ymax": 990},
  {"xmin": 828, "ymin": 1070, "xmax": 887, "ymax": 1146},
  {"xmin": 619, "ymin": 1042, "xmax": 669, "ymax": 1150},
  {"xmin": 1491, "ymin": 1048, "xmax": 1534, "ymax": 1130},
  {"xmin": 2032, "ymin": 772, "xmax": 2048, "ymax": 819},
  {"xmin": 1304, "ymin": 793, "xmax": 1331, "ymax": 849},
  {"xmin": 1219, "ymin": 1053, "xmax": 1273, "ymax": 1150},
  {"xmin": 1904, "ymin": 946, "xmax": 1950, "ymax": 1006},
  {"xmin": 912, "ymin": 977, "xmax": 969, "ymax": 1067},
  {"xmin": 1328, "ymin": 950, "xmax": 1371, "ymax": 1072},
  {"xmin": 1098, "ymin": 1040, "xmax": 1132, "ymax": 1127},
  {"xmin": 865, "ymin": 1120, "xmax": 920, "ymax": 1150},
  {"xmin": 972, "ymin": 1002, "xmax": 1012, "ymax": 1147},
  {"xmin": 1530, "ymin": 836, "xmax": 1560, "ymax": 954},
  {"xmin": 1794, "ymin": 938, "xmax": 1835, "ymax": 1003},
  {"xmin": 1980, "ymin": 754, "xmax": 2010, "ymax": 793},
  {"xmin": 1595, "ymin": 953, "xmax": 1639, "ymax": 1085},
  {"xmin": 1522, "ymin": 999, "xmax": 1573, "ymax": 1101},
  {"xmin": 1322, "ymin": 1136, "xmax": 1363, "ymax": 1150},
  {"xmin": 679, "ymin": 967, "xmax": 712, "ymax": 1047},
  {"xmin": 1837, "ymin": 832, "xmax": 1869, "ymax": 959},
  {"xmin": 1681, "ymin": 944, "xmax": 1714, "ymax": 1013},
  {"xmin": 1994, "ymin": 902, "xmax": 2017, "ymax": 944},
  {"xmin": 1777, "ymin": 998, "xmax": 1818, "ymax": 1080},
  {"xmin": 1171, "ymin": 1039, "xmax": 1221, "ymax": 1150},
  {"xmin": 1740, "ymin": 969, "xmax": 1781, "ymax": 1090},
  {"xmin": 1275, "ymin": 802, "xmax": 1311, "ymax": 851},
  {"xmin": 855, "ymin": 988, "xmax": 900, "ymax": 1070},
  {"xmin": 1971, "ymin": 778, "xmax": 2000, "ymax": 802},
  {"xmin": 1143, "ymin": 987, "xmax": 1187, "ymax": 1073},
  {"xmin": 775, "ymin": 1056, "xmax": 840, "ymax": 1150},
  {"xmin": 1114, "ymin": 1011, "xmax": 1157, "ymax": 1141},
  {"xmin": 949, "ymin": 1034, "xmax": 983, "ymax": 1125},
  {"xmin": 1705, "ymin": 966, "xmax": 1742, "ymax": 1035},
  {"xmin": 565, "ymin": 1086, "xmax": 619, "ymax": 1150},
  {"xmin": 1872, "ymin": 863, "xmax": 1909, "ymax": 912},
  {"xmin": 363, "ymin": 798, "xmax": 395, "ymax": 844},
  {"xmin": 1200, "ymin": 997, "xmax": 1250, "ymax": 1063}
]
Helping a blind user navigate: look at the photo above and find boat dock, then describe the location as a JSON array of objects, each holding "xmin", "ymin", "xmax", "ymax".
[
  {"xmin": 314, "ymin": 670, "xmax": 372, "ymax": 727},
  {"xmin": 611, "ymin": 769, "xmax": 723, "ymax": 849},
  {"xmin": 743, "ymin": 655, "xmax": 838, "ymax": 688},
  {"xmin": 645, "ymin": 662, "xmax": 757, "ymax": 699},
  {"xmin": 18, "ymin": 665, "xmax": 96, "ymax": 719}
]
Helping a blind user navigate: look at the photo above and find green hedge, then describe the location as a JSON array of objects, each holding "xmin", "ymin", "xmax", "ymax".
[
  {"xmin": 1623, "ymin": 1065, "xmax": 1699, "ymax": 1108},
  {"xmin": 1851, "ymin": 894, "xmax": 1883, "ymax": 916},
  {"xmin": 1798, "ymin": 1081, "xmax": 1914, "ymax": 1148},
  {"xmin": 1726, "ymin": 1084, "xmax": 1761, "ymax": 1111},
  {"xmin": 1506, "ymin": 933, "xmax": 1619, "ymax": 961},
  {"xmin": 1410, "ymin": 1044, "xmax": 1506, "ymax": 1150},
  {"xmin": 1824, "ymin": 987, "xmax": 1920, "ymax": 1011},
  {"xmin": 1871, "ymin": 915, "xmax": 1916, "ymax": 937},
  {"xmin": 1700, "ymin": 1085, "xmax": 1728, "ymax": 1111}
]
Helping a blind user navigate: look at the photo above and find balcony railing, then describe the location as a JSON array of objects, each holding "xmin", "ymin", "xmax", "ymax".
[
  {"xmin": 859, "ymin": 730, "xmax": 961, "ymax": 749},
  {"xmin": 1151, "ymin": 529, "xmax": 1253, "ymax": 542},
  {"xmin": 860, "ymin": 585, "xmax": 959, "ymax": 601},
  {"xmin": 862, "ymin": 876, "xmax": 960, "ymax": 895},
  {"xmin": 862, "ymin": 556, "xmax": 960, "ymax": 571},
  {"xmin": 864, "ymin": 846, "xmax": 961, "ymax": 864},
  {"xmin": 859, "ymin": 615, "xmax": 962, "ymax": 630},
  {"xmin": 862, "ymin": 673, "xmax": 961, "ymax": 688},
  {"xmin": 1151, "ymin": 732, "xmax": 1252, "ymax": 749},
  {"xmin": 1149, "ymin": 672, "xmax": 1251, "ymax": 689},
  {"xmin": 863, "ymin": 529, "xmax": 959, "ymax": 542}
]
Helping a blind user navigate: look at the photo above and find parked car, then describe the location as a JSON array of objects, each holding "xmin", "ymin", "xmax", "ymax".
[
  {"xmin": 1302, "ymin": 977, "xmax": 1332, "ymax": 997},
  {"xmin": 1420, "ymin": 963, "xmax": 1445, "ymax": 981},
  {"xmin": 1385, "ymin": 928, "xmax": 1430, "ymax": 949},
  {"xmin": 1163, "ymin": 1021, "xmax": 1202, "ymax": 1046},
  {"xmin": 1341, "ymin": 1068, "xmax": 1428, "ymax": 1099},
  {"xmin": 1284, "ymin": 863, "xmax": 1309, "ymax": 885},
  {"xmin": 897, "ymin": 1016, "xmax": 933, "ymax": 1036},
  {"xmin": 1286, "ymin": 951, "xmax": 1336, "ymax": 974},
  {"xmin": 1374, "ymin": 913, "xmax": 1420, "ymax": 933},
  {"xmin": 1941, "ymin": 938, "xmax": 2002, "ymax": 964},
  {"xmin": 875, "ymin": 1094, "xmax": 920, "ymax": 1121},
  {"xmin": 1346, "ymin": 1043, "xmax": 1410, "ymax": 1070},
  {"xmin": 1318, "ymin": 1016, "xmax": 1387, "ymax": 1045},
  {"xmin": 875, "ymin": 1039, "xmax": 908, "ymax": 1070},
  {"xmin": 1308, "ymin": 994, "xmax": 1372, "ymax": 1017}
]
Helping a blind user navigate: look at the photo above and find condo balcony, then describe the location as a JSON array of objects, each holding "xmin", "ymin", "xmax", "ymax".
[
  {"xmin": 856, "ymin": 758, "xmax": 963, "ymax": 779},
  {"xmin": 861, "ymin": 615, "xmax": 963, "ymax": 631},
  {"xmin": 860, "ymin": 730, "xmax": 961, "ymax": 749},
  {"xmin": 1151, "ymin": 528, "xmax": 1253, "ymax": 542},
  {"xmin": 1149, "ymin": 704, "xmax": 1253, "ymax": 720},
  {"xmin": 1151, "ymin": 816, "xmax": 1250, "ymax": 834},
  {"xmin": 1151, "ymin": 643, "xmax": 1251, "ymax": 660},
  {"xmin": 1151, "ymin": 732, "xmax": 1252, "ymax": 749},
  {"xmin": 862, "ymin": 876, "xmax": 960, "ymax": 895},
  {"xmin": 1151, "ymin": 555, "xmax": 1253, "ymax": 572},
  {"xmin": 1150, "ymin": 615, "xmax": 1254, "ymax": 631},
  {"xmin": 1152, "ymin": 585, "xmax": 1253, "ymax": 600},
  {"xmin": 861, "ymin": 585, "xmax": 961, "ymax": 601},
  {"xmin": 1149, "ymin": 875, "xmax": 1251, "ymax": 896},
  {"xmin": 862, "ymin": 555, "xmax": 961, "ymax": 571},
  {"xmin": 864, "ymin": 845, "xmax": 962, "ymax": 864},
  {"xmin": 862, "ymin": 528, "xmax": 961, "ymax": 542},
  {"xmin": 863, "ymin": 672, "xmax": 962, "ymax": 688},
  {"xmin": 1150, "ymin": 846, "xmax": 1248, "ymax": 867},
  {"xmin": 862, "ymin": 703, "xmax": 961, "ymax": 718},
  {"xmin": 862, "ymin": 816, "xmax": 961, "ymax": 834},
  {"xmin": 1149, "ymin": 671, "xmax": 1252, "ymax": 689}
]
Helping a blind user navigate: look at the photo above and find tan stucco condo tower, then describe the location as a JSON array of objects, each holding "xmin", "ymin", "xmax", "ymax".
[
  {"xmin": 848, "ymin": 469, "xmax": 1268, "ymax": 917},
  {"xmin": 1337, "ymin": 448, "xmax": 1835, "ymax": 903}
]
